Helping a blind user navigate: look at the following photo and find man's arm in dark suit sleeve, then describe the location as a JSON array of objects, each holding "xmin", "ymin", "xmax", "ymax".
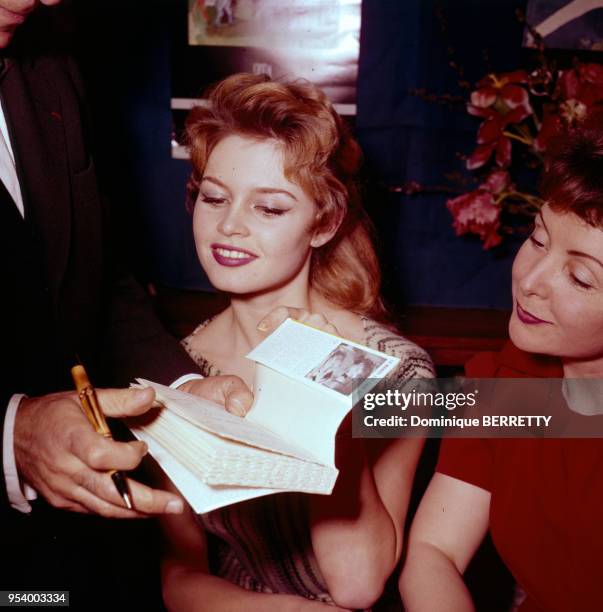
[{"xmin": 103, "ymin": 275, "xmax": 201, "ymax": 387}]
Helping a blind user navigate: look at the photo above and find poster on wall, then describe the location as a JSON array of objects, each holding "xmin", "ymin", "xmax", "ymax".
[
  {"xmin": 172, "ymin": 0, "xmax": 362, "ymax": 158},
  {"xmin": 523, "ymin": 0, "xmax": 603, "ymax": 50}
]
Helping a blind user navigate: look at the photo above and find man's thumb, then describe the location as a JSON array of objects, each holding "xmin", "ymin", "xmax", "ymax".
[{"xmin": 96, "ymin": 386, "xmax": 156, "ymax": 418}]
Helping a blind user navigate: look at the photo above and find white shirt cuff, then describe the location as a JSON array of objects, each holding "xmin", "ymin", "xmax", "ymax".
[
  {"xmin": 170, "ymin": 373, "xmax": 204, "ymax": 389},
  {"xmin": 3, "ymin": 394, "xmax": 38, "ymax": 513}
]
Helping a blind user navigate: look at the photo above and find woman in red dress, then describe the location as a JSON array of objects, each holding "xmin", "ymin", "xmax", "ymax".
[{"xmin": 399, "ymin": 112, "xmax": 603, "ymax": 612}]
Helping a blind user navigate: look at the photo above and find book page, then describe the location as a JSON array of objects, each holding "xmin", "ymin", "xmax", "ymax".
[
  {"xmin": 247, "ymin": 365, "xmax": 348, "ymax": 465},
  {"xmin": 247, "ymin": 319, "xmax": 400, "ymax": 399},
  {"xmin": 133, "ymin": 428, "xmax": 282, "ymax": 514},
  {"xmin": 245, "ymin": 319, "xmax": 401, "ymax": 465},
  {"xmin": 136, "ymin": 379, "xmax": 317, "ymax": 462},
  {"xmin": 129, "ymin": 403, "xmax": 338, "ymax": 491}
]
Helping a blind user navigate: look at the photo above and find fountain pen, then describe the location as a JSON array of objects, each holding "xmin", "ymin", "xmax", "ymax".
[{"xmin": 71, "ymin": 364, "xmax": 134, "ymax": 510}]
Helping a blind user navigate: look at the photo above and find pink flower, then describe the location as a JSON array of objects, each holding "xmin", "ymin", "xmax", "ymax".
[
  {"xmin": 483, "ymin": 169, "xmax": 511, "ymax": 194},
  {"xmin": 557, "ymin": 63, "xmax": 603, "ymax": 107},
  {"xmin": 465, "ymin": 71, "xmax": 533, "ymax": 170},
  {"xmin": 468, "ymin": 70, "xmax": 532, "ymax": 117},
  {"xmin": 533, "ymin": 107, "xmax": 563, "ymax": 153},
  {"xmin": 467, "ymin": 114, "xmax": 511, "ymax": 169},
  {"xmin": 446, "ymin": 190, "xmax": 502, "ymax": 249},
  {"xmin": 532, "ymin": 62, "xmax": 603, "ymax": 153},
  {"xmin": 466, "ymin": 107, "xmax": 530, "ymax": 170}
]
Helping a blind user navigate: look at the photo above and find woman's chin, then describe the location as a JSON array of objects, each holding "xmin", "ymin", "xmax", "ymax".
[
  {"xmin": 205, "ymin": 279, "xmax": 271, "ymax": 299},
  {"xmin": 508, "ymin": 315, "xmax": 549, "ymax": 355},
  {"xmin": 202, "ymin": 269, "xmax": 256, "ymax": 295},
  {"xmin": 209, "ymin": 282, "xmax": 253, "ymax": 295}
]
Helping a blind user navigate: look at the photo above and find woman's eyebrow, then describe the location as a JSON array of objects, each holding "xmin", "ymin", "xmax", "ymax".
[
  {"xmin": 254, "ymin": 187, "xmax": 298, "ymax": 201},
  {"xmin": 567, "ymin": 251, "xmax": 603, "ymax": 269},
  {"xmin": 201, "ymin": 176, "xmax": 228, "ymax": 190},
  {"xmin": 200, "ymin": 178, "xmax": 297, "ymax": 201}
]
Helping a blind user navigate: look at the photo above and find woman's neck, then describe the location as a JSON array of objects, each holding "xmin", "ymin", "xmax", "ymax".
[
  {"xmin": 561, "ymin": 354, "xmax": 603, "ymax": 379},
  {"xmin": 226, "ymin": 284, "xmax": 316, "ymax": 356},
  {"xmin": 560, "ymin": 356, "xmax": 603, "ymax": 415}
]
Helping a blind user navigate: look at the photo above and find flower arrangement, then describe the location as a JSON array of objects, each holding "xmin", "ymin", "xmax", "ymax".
[{"xmin": 446, "ymin": 56, "xmax": 603, "ymax": 248}]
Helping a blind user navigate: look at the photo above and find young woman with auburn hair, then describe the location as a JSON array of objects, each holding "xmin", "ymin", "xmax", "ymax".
[
  {"xmin": 399, "ymin": 112, "xmax": 603, "ymax": 612},
  {"xmin": 160, "ymin": 73, "xmax": 434, "ymax": 611},
  {"xmin": 185, "ymin": 72, "xmax": 384, "ymax": 320}
]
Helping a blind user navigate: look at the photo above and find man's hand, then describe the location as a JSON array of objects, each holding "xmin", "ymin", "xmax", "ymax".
[
  {"xmin": 14, "ymin": 387, "xmax": 183, "ymax": 518},
  {"xmin": 13, "ymin": 375, "xmax": 253, "ymax": 517},
  {"xmin": 178, "ymin": 375, "xmax": 253, "ymax": 417}
]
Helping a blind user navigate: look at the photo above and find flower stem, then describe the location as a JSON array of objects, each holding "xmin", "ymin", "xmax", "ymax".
[
  {"xmin": 502, "ymin": 190, "xmax": 544, "ymax": 213},
  {"xmin": 502, "ymin": 130, "xmax": 533, "ymax": 145}
]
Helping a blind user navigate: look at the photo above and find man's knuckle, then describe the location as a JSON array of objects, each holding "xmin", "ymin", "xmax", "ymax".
[
  {"xmin": 85, "ymin": 443, "xmax": 107, "ymax": 468},
  {"xmin": 95, "ymin": 498, "xmax": 120, "ymax": 517},
  {"xmin": 46, "ymin": 491, "xmax": 69, "ymax": 509},
  {"xmin": 133, "ymin": 487, "xmax": 154, "ymax": 509},
  {"xmin": 70, "ymin": 469, "xmax": 86, "ymax": 488},
  {"xmin": 122, "ymin": 449, "xmax": 142, "ymax": 470},
  {"xmin": 65, "ymin": 423, "xmax": 83, "ymax": 453}
]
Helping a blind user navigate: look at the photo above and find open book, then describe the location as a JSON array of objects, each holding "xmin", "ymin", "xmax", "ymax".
[{"xmin": 128, "ymin": 319, "xmax": 400, "ymax": 513}]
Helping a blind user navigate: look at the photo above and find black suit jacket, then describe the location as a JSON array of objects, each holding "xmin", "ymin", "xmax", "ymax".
[
  {"xmin": 0, "ymin": 17, "xmax": 201, "ymax": 604},
  {"xmin": 0, "ymin": 49, "xmax": 199, "ymax": 508}
]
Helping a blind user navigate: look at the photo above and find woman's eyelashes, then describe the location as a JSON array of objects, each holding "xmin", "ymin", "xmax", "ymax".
[
  {"xmin": 569, "ymin": 267, "xmax": 596, "ymax": 290},
  {"xmin": 571, "ymin": 274, "xmax": 594, "ymax": 290},
  {"xmin": 253, "ymin": 204, "xmax": 288, "ymax": 217},
  {"xmin": 529, "ymin": 226, "xmax": 547, "ymax": 248},
  {"xmin": 527, "ymin": 228, "xmax": 598, "ymax": 290},
  {"xmin": 200, "ymin": 194, "xmax": 289, "ymax": 217},
  {"xmin": 201, "ymin": 194, "xmax": 227, "ymax": 206}
]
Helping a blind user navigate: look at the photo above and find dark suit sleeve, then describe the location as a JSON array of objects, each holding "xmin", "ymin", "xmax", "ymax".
[{"xmin": 103, "ymin": 275, "xmax": 201, "ymax": 387}]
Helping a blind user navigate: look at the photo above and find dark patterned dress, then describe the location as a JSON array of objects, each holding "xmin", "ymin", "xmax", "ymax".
[{"xmin": 181, "ymin": 317, "xmax": 434, "ymax": 603}]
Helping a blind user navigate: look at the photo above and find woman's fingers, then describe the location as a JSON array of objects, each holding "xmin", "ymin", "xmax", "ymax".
[
  {"xmin": 257, "ymin": 305, "xmax": 301, "ymax": 332},
  {"xmin": 257, "ymin": 306, "xmax": 339, "ymax": 335}
]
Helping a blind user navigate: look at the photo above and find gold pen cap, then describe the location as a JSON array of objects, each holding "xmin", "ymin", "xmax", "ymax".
[
  {"xmin": 71, "ymin": 364, "xmax": 90, "ymax": 395},
  {"xmin": 70, "ymin": 365, "xmax": 111, "ymax": 436}
]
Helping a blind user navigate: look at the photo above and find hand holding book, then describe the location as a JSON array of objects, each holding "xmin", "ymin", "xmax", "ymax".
[{"xmin": 128, "ymin": 318, "xmax": 400, "ymax": 513}]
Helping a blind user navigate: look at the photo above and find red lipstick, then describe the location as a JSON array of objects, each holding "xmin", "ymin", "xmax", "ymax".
[
  {"xmin": 210, "ymin": 243, "xmax": 257, "ymax": 267},
  {"xmin": 515, "ymin": 302, "xmax": 551, "ymax": 325}
]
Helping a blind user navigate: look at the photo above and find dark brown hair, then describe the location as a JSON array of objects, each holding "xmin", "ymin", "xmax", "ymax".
[
  {"xmin": 185, "ymin": 73, "xmax": 387, "ymax": 320},
  {"xmin": 540, "ymin": 110, "xmax": 603, "ymax": 227}
]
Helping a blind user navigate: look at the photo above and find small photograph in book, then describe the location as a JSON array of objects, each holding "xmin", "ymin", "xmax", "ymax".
[
  {"xmin": 247, "ymin": 318, "xmax": 400, "ymax": 399},
  {"xmin": 305, "ymin": 343, "xmax": 387, "ymax": 396}
]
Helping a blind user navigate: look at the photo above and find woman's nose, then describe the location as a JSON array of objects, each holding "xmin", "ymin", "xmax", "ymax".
[
  {"xmin": 217, "ymin": 203, "xmax": 249, "ymax": 237},
  {"xmin": 518, "ymin": 257, "xmax": 551, "ymax": 298}
]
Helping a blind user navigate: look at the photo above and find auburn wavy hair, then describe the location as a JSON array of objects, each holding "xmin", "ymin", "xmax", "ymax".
[
  {"xmin": 540, "ymin": 110, "xmax": 603, "ymax": 227},
  {"xmin": 185, "ymin": 73, "xmax": 387, "ymax": 320}
]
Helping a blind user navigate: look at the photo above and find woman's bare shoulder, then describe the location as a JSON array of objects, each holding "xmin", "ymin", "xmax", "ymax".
[
  {"xmin": 183, "ymin": 308, "xmax": 231, "ymax": 361},
  {"xmin": 309, "ymin": 294, "xmax": 365, "ymax": 343},
  {"xmin": 329, "ymin": 309, "xmax": 366, "ymax": 344}
]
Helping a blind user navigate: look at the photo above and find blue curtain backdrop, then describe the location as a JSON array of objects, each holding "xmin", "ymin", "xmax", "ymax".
[
  {"xmin": 356, "ymin": 0, "xmax": 527, "ymax": 309},
  {"xmin": 76, "ymin": 0, "xmax": 530, "ymax": 309}
]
